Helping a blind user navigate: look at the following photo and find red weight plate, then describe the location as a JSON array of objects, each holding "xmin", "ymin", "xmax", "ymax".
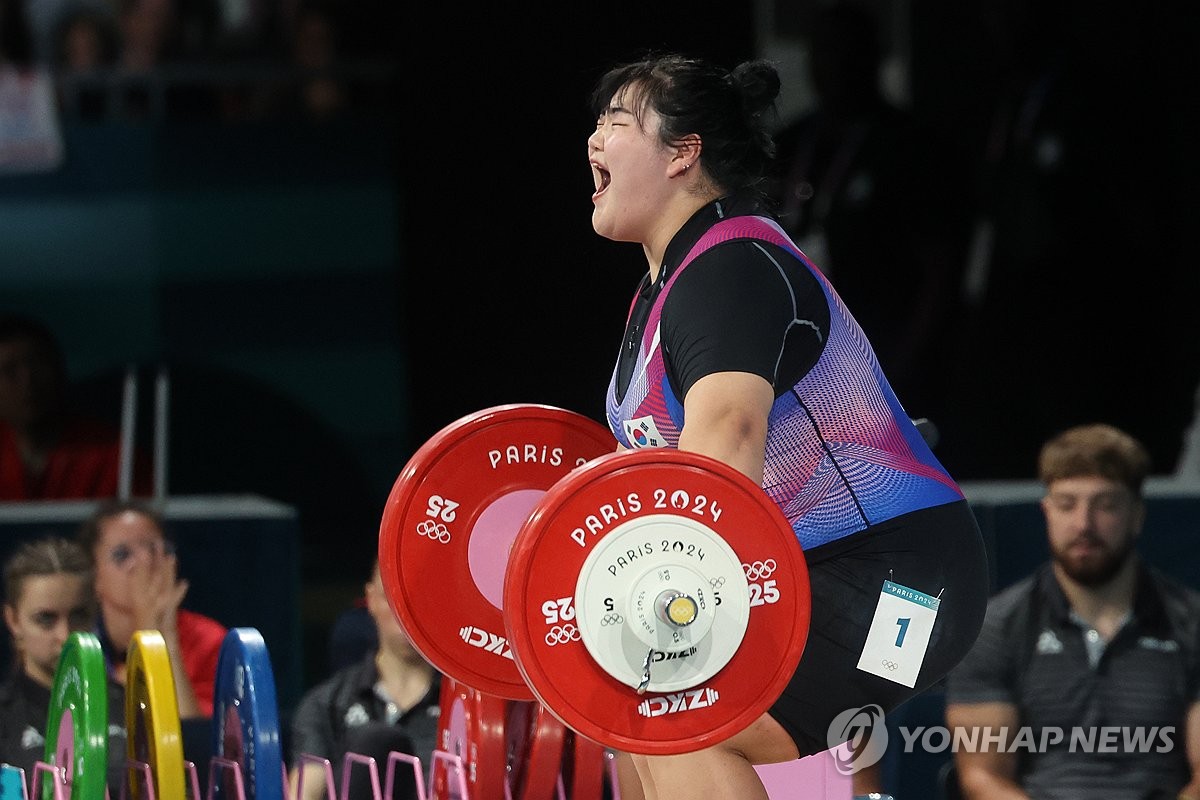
[
  {"xmin": 506, "ymin": 702, "xmax": 565, "ymax": 800},
  {"xmin": 504, "ymin": 448, "xmax": 810, "ymax": 756},
  {"xmin": 380, "ymin": 404, "xmax": 614, "ymax": 699},
  {"xmin": 468, "ymin": 689, "xmax": 509, "ymax": 800},
  {"xmin": 430, "ymin": 678, "xmax": 510, "ymax": 800},
  {"xmin": 561, "ymin": 732, "xmax": 606, "ymax": 800},
  {"xmin": 431, "ymin": 678, "xmax": 470, "ymax": 800}
]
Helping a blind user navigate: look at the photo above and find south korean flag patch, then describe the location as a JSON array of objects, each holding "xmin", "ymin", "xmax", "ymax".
[{"xmin": 623, "ymin": 416, "xmax": 664, "ymax": 449}]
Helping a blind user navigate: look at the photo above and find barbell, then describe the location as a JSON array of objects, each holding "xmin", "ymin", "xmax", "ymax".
[{"xmin": 378, "ymin": 404, "xmax": 811, "ymax": 757}]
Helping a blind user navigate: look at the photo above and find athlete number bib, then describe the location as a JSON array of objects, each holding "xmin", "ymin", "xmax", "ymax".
[{"xmin": 857, "ymin": 580, "xmax": 940, "ymax": 688}]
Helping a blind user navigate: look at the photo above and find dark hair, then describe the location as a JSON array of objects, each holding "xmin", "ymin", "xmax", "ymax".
[
  {"xmin": 3, "ymin": 536, "xmax": 93, "ymax": 607},
  {"xmin": 1038, "ymin": 424, "xmax": 1152, "ymax": 496},
  {"xmin": 591, "ymin": 53, "xmax": 781, "ymax": 196},
  {"xmin": 77, "ymin": 498, "xmax": 170, "ymax": 559},
  {"xmin": 0, "ymin": 313, "xmax": 65, "ymax": 359}
]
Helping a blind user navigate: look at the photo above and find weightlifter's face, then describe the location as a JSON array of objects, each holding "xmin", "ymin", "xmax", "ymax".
[{"xmin": 588, "ymin": 84, "xmax": 678, "ymax": 245}]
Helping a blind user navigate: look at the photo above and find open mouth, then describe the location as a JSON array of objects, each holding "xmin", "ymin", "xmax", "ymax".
[{"xmin": 591, "ymin": 164, "xmax": 611, "ymax": 198}]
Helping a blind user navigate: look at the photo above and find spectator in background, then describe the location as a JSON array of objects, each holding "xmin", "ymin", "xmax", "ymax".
[
  {"xmin": 51, "ymin": 6, "xmax": 119, "ymax": 120},
  {"xmin": 945, "ymin": 424, "xmax": 1200, "ymax": 798},
  {"xmin": 289, "ymin": 559, "xmax": 440, "ymax": 800},
  {"xmin": 0, "ymin": 314, "xmax": 151, "ymax": 500},
  {"xmin": 21, "ymin": 0, "xmax": 109, "ymax": 66},
  {"xmin": 770, "ymin": 3, "xmax": 972, "ymax": 426},
  {"xmin": 113, "ymin": 0, "xmax": 221, "ymax": 119},
  {"xmin": 1, "ymin": 536, "xmax": 127, "ymax": 794},
  {"xmin": 53, "ymin": 6, "xmax": 118, "ymax": 71},
  {"xmin": 283, "ymin": 0, "xmax": 345, "ymax": 121},
  {"xmin": 117, "ymin": 0, "xmax": 172, "ymax": 73},
  {"xmin": 78, "ymin": 498, "xmax": 227, "ymax": 719}
]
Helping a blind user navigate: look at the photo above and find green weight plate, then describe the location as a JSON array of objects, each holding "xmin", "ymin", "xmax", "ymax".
[{"xmin": 43, "ymin": 632, "xmax": 108, "ymax": 800}]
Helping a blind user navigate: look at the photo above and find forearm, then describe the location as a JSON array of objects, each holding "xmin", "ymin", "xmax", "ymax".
[
  {"xmin": 677, "ymin": 372, "xmax": 773, "ymax": 485},
  {"xmin": 288, "ymin": 764, "xmax": 330, "ymax": 800},
  {"xmin": 159, "ymin": 626, "xmax": 203, "ymax": 718},
  {"xmin": 946, "ymin": 705, "xmax": 1027, "ymax": 800},
  {"xmin": 957, "ymin": 767, "xmax": 1030, "ymax": 800},
  {"xmin": 676, "ymin": 418, "xmax": 766, "ymax": 484}
]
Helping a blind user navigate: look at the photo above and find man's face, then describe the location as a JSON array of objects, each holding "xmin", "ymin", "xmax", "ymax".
[
  {"xmin": 1041, "ymin": 475, "xmax": 1142, "ymax": 586},
  {"xmin": 365, "ymin": 569, "xmax": 421, "ymax": 659}
]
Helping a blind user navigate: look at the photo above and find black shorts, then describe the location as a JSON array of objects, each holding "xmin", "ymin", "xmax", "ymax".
[{"xmin": 768, "ymin": 499, "xmax": 989, "ymax": 756}]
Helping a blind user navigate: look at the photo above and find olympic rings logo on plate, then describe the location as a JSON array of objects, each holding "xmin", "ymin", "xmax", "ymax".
[
  {"xmin": 415, "ymin": 519, "xmax": 451, "ymax": 544},
  {"xmin": 545, "ymin": 624, "xmax": 581, "ymax": 646},
  {"xmin": 741, "ymin": 559, "xmax": 777, "ymax": 581},
  {"xmin": 600, "ymin": 613, "xmax": 624, "ymax": 626},
  {"xmin": 709, "ymin": 576, "xmax": 726, "ymax": 589},
  {"xmin": 880, "ymin": 659, "xmax": 898, "ymax": 671}
]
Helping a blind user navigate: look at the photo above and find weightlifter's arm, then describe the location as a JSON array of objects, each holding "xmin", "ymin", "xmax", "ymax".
[{"xmin": 677, "ymin": 371, "xmax": 773, "ymax": 484}]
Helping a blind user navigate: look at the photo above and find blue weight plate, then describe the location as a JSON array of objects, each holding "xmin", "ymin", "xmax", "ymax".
[
  {"xmin": 211, "ymin": 628, "xmax": 284, "ymax": 800},
  {"xmin": 0, "ymin": 766, "xmax": 25, "ymax": 800}
]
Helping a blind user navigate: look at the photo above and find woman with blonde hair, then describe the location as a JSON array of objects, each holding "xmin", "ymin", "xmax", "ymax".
[{"xmin": 1, "ymin": 536, "xmax": 126, "ymax": 792}]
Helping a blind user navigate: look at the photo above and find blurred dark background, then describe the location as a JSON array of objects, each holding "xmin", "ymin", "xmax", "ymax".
[{"xmin": 2, "ymin": 0, "xmax": 1198, "ymax": 720}]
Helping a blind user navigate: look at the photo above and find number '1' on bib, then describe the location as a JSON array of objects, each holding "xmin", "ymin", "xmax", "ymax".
[{"xmin": 857, "ymin": 580, "xmax": 939, "ymax": 688}]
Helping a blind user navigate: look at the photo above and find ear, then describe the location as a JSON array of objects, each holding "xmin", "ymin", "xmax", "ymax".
[
  {"xmin": 667, "ymin": 134, "xmax": 702, "ymax": 178},
  {"xmin": 3, "ymin": 603, "xmax": 17, "ymax": 637}
]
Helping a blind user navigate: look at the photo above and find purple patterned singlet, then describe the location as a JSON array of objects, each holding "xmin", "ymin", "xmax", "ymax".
[{"xmin": 606, "ymin": 215, "xmax": 963, "ymax": 551}]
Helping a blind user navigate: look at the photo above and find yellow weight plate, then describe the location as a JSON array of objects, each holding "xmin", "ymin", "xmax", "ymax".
[{"xmin": 125, "ymin": 630, "xmax": 186, "ymax": 800}]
